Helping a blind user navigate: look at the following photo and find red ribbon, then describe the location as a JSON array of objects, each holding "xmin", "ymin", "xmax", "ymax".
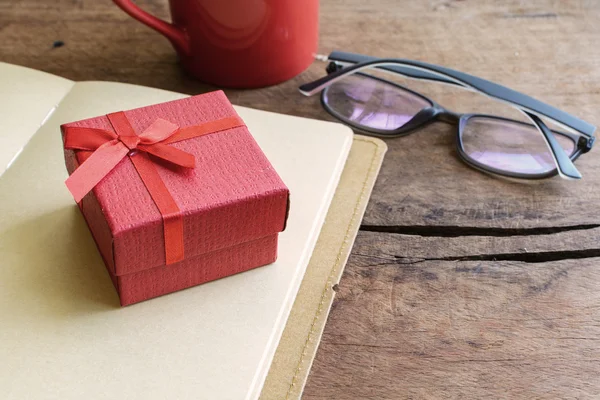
[{"xmin": 64, "ymin": 111, "xmax": 245, "ymax": 265}]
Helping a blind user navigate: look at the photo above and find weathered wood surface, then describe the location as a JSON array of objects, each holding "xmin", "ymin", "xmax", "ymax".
[
  {"xmin": 311, "ymin": 238, "xmax": 600, "ymax": 399},
  {"xmin": 2, "ymin": 0, "xmax": 600, "ymax": 398}
]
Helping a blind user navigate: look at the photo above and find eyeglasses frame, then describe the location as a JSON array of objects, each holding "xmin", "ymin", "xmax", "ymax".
[{"xmin": 300, "ymin": 51, "xmax": 596, "ymax": 180}]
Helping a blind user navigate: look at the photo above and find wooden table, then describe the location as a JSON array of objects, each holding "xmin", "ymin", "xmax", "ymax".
[{"xmin": 3, "ymin": 1, "xmax": 600, "ymax": 398}]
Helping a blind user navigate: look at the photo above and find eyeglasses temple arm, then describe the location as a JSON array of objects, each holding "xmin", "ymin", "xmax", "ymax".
[
  {"xmin": 526, "ymin": 113, "xmax": 582, "ymax": 179},
  {"xmin": 327, "ymin": 51, "xmax": 462, "ymax": 87}
]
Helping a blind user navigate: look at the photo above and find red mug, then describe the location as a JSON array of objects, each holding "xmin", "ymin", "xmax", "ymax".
[{"xmin": 112, "ymin": 0, "xmax": 319, "ymax": 88}]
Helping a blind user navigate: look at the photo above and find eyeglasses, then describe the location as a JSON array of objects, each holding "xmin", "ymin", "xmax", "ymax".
[{"xmin": 299, "ymin": 51, "xmax": 596, "ymax": 180}]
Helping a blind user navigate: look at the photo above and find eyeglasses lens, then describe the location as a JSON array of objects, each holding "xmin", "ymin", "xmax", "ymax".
[
  {"xmin": 322, "ymin": 73, "xmax": 431, "ymax": 132},
  {"xmin": 461, "ymin": 116, "xmax": 576, "ymax": 175}
]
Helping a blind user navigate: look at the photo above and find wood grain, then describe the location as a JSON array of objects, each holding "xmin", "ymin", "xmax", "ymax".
[
  {"xmin": 308, "ymin": 239, "xmax": 600, "ymax": 399},
  {"xmin": 2, "ymin": 0, "xmax": 600, "ymax": 398}
]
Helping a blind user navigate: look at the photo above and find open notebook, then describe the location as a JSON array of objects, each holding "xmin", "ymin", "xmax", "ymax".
[{"xmin": 0, "ymin": 64, "xmax": 353, "ymax": 399}]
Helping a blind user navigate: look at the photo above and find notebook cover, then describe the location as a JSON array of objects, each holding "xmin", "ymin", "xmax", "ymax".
[
  {"xmin": 0, "ymin": 61, "xmax": 380, "ymax": 399},
  {"xmin": 0, "ymin": 64, "xmax": 354, "ymax": 400},
  {"xmin": 260, "ymin": 135, "xmax": 387, "ymax": 399}
]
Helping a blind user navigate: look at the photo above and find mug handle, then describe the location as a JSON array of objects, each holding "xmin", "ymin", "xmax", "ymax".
[{"xmin": 112, "ymin": 0, "xmax": 190, "ymax": 55}]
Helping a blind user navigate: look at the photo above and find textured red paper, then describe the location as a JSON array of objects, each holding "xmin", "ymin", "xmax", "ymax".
[
  {"xmin": 62, "ymin": 91, "xmax": 289, "ymax": 305},
  {"xmin": 116, "ymin": 235, "xmax": 278, "ymax": 306}
]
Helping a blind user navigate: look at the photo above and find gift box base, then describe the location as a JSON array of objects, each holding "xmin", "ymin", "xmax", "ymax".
[
  {"xmin": 79, "ymin": 192, "xmax": 280, "ymax": 306},
  {"xmin": 105, "ymin": 234, "xmax": 278, "ymax": 306}
]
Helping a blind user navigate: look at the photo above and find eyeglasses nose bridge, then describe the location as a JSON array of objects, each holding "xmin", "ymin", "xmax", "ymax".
[
  {"xmin": 406, "ymin": 106, "xmax": 460, "ymax": 128},
  {"xmin": 434, "ymin": 108, "xmax": 461, "ymax": 125}
]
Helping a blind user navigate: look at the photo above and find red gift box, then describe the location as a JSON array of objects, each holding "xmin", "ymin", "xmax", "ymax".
[{"xmin": 61, "ymin": 91, "xmax": 289, "ymax": 306}]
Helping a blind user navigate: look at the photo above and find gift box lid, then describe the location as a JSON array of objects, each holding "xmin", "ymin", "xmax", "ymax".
[{"xmin": 62, "ymin": 91, "xmax": 290, "ymax": 276}]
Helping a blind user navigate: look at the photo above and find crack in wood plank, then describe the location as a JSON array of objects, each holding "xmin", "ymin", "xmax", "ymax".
[
  {"xmin": 360, "ymin": 224, "xmax": 600, "ymax": 237},
  {"xmin": 391, "ymin": 249, "xmax": 600, "ymax": 264}
]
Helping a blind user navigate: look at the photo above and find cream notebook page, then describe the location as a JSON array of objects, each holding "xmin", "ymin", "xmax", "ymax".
[{"xmin": 0, "ymin": 63, "xmax": 353, "ymax": 400}]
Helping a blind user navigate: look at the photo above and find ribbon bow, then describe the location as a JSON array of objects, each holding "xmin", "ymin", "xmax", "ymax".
[{"xmin": 63, "ymin": 111, "xmax": 245, "ymax": 264}]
